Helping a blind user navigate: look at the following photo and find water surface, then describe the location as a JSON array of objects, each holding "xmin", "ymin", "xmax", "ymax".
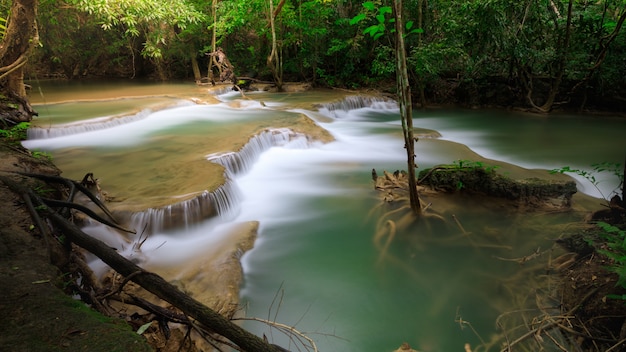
[{"xmin": 24, "ymin": 81, "xmax": 625, "ymax": 351}]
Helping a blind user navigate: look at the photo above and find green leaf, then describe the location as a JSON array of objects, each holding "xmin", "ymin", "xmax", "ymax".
[
  {"xmin": 376, "ymin": 14, "xmax": 385, "ymax": 24},
  {"xmin": 137, "ymin": 322, "xmax": 153, "ymax": 335},
  {"xmin": 379, "ymin": 6, "xmax": 392, "ymax": 16},
  {"xmin": 362, "ymin": 1, "xmax": 375, "ymax": 11},
  {"xmin": 364, "ymin": 24, "xmax": 382, "ymax": 37},
  {"xmin": 350, "ymin": 13, "xmax": 366, "ymax": 26},
  {"xmin": 373, "ymin": 32, "xmax": 384, "ymax": 41},
  {"xmin": 406, "ymin": 20, "xmax": 414, "ymax": 30}
]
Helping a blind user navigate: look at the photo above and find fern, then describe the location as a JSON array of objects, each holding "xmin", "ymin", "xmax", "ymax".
[{"xmin": 0, "ymin": 15, "xmax": 8, "ymax": 41}]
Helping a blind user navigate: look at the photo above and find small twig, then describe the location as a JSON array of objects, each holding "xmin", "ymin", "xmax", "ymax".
[
  {"xmin": 99, "ymin": 270, "xmax": 144, "ymax": 300},
  {"xmin": 41, "ymin": 197, "xmax": 135, "ymax": 233},
  {"xmin": 452, "ymin": 214, "xmax": 468, "ymax": 235},
  {"xmin": 234, "ymin": 317, "xmax": 318, "ymax": 352},
  {"xmin": 21, "ymin": 192, "xmax": 53, "ymax": 260},
  {"xmin": 493, "ymin": 247, "xmax": 542, "ymax": 265},
  {"xmin": 606, "ymin": 338, "xmax": 626, "ymax": 352}
]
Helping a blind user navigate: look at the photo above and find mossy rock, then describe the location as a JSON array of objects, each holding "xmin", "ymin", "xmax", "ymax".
[{"xmin": 418, "ymin": 165, "xmax": 577, "ymax": 207}]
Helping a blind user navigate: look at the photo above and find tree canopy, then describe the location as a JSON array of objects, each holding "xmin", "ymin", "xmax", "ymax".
[{"xmin": 16, "ymin": 0, "xmax": 626, "ymax": 112}]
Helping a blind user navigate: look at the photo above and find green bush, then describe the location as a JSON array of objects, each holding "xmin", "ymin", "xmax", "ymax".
[{"xmin": 595, "ymin": 222, "xmax": 626, "ymax": 300}]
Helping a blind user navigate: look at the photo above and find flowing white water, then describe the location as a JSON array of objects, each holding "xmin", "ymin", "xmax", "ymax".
[{"xmin": 23, "ymin": 83, "xmax": 625, "ymax": 351}]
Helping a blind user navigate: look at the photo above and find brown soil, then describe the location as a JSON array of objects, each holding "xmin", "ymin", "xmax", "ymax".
[{"xmin": 557, "ymin": 227, "xmax": 626, "ymax": 351}]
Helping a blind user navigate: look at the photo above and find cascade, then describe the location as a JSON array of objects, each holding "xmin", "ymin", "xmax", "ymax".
[
  {"xmin": 28, "ymin": 108, "xmax": 157, "ymax": 139},
  {"xmin": 120, "ymin": 128, "xmax": 311, "ymax": 233},
  {"xmin": 125, "ymin": 180, "xmax": 242, "ymax": 233},
  {"xmin": 206, "ymin": 128, "xmax": 309, "ymax": 176},
  {"xmin": 316, "ymin": 95, "xmax": 398, "ymax": 118}
]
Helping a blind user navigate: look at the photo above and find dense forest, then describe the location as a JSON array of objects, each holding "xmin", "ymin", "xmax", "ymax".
[{"xmin": 3, "ymin": 0, "xmax": 626, "ymax": 114}]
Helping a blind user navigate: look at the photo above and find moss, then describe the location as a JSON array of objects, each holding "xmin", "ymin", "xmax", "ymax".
[{"xmin": 418, "ymin": 164, "xmax": 577, "ymax": 205}]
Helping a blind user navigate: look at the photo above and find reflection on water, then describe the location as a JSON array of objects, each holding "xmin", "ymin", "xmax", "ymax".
[{"xmin": 24, "ymin": 81, "xmax": 624, "ymax": 351}]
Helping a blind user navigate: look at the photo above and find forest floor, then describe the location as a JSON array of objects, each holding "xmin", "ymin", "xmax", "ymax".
[{"xmin": 0, "ymin": 140, "xmax": 151, "ymax": 351}]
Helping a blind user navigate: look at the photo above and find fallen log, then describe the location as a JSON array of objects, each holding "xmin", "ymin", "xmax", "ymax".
[
  {"xmin": 45, "ymin": 207, "xmax": 285, "ymax": 352},
  {"xmin": 1, "ymin": 175, "xmax": 286, "ymax": 352}
]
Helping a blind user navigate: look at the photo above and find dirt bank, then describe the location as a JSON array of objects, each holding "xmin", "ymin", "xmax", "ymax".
[{"xmin": 0, "ymin": 141, "xmax": 152, "ymax": 351}]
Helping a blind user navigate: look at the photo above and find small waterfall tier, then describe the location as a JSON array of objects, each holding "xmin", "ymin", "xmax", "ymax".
[
  {"xmin": 27, "ymin": 109, "xmax": 156, "ymax": 139},
  {"xmin": 206, "ymin": 128, "xmax": 311, "ymax": 176},
  {"xmin": 121, "ymin": 180, "xmax": 242, "ymax": 234},
  {"xmin": 316, "ymin": 95, "xmax": 398, "ymax": 118},
  {"xmin": 113, "ymin": 128, "xmax": 311, "ymax": 234}
]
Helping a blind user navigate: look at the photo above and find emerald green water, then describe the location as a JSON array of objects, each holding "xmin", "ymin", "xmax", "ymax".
[{"xmin": 24, "ymin": 82, "xmax": 625, "ymax": 351}]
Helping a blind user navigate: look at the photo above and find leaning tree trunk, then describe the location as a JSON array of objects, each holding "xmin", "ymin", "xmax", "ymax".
[
  {"xmin": 0, "ymin": 0, "xmax": 39, "ymax": 124},
  {"xmin": 393, "ymin": 0, "xmax": 421, "ymax": 214}
]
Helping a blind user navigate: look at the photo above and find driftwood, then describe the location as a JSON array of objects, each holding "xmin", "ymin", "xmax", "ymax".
[{"xmin": 1, "ymin": 173, "xmax": 287, "ymax": 352}]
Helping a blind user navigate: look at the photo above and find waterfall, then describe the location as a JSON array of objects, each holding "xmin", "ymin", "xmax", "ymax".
[
  {"xmin": 125, "ymin": 179, "xmax": 242, "ymax": 233},
  {"xmin": 27, "ymin": 109, "xmax": 155, "ymax": 139},
  {"xmin": 207, "ymin": 128, "xmax": 309, "ymax": 176},
  {"xmin": 122, "ymin": 128, "xmax": 311, "ymax": 233},
  {"xmin": 316, "ymin": 95, "xmax": 398, "ymax": 118}
]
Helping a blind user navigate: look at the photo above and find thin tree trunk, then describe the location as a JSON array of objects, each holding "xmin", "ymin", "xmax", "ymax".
[
  {"xmin": 393, "ymin": 0, "xmax": 421, "ymax": 214},
  {"xmin": 191, "ymin": 49, "xmax": 201, "ymax": 84},
  {"xmin": 267, "ymin": 0, "xmax": 283, "ymax": 91},
  {"xmin": 208, "ymin": 0, "xmax": 218, "ymax": 84}
]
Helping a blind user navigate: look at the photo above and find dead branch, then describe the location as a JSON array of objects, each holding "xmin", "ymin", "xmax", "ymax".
[
  {"xmin": 0, "ymin": 174, "xmax": 288, "ymax": 352},
  {"xmin": 234, "ymin": 317, "xmax": 318, "ymax": 352},
  {"xmin": 44, "ymin": 208, "xmax": 286, "ymax": 351}
]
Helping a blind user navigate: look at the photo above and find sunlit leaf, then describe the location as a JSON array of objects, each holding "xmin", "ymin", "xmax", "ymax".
[
  {"xmin": 137, "ymin": 322, "xmax": 153, "ymax": 335},
  {"xmin": 362, "ymin": 1, "xmax": 375, "ymax": 11},
  {"xmin": 379, "ymin": 6, "xmax": 392, "ymax": 16},
  {"xmin": 364, "ymin": 24, "xmax": 381, "ymax": 37},
  {"xmin": 350, "ymin": 13, "xmax": 366, "ymax": 26}
]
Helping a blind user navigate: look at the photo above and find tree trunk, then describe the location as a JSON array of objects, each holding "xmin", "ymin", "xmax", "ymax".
[
  {"xmin": 537, "ymin": 0, "xmax": 573, "ymax": 112},
  {"xmin": 208, "ymin": 0, "xmax": 218, "ymax": 85},
  {"xmin": 267, "ymin": 0, "xmax": 283, "ymax": 91},
  {"xmin": 191, "ymin": 49, "xmax": 201, "ymax": 84},
  {"xmin": 0, "ymin": 0, "xmax": 39, "ymax": 123},
  {"xmin": 393, "ymin": 0, "xmax": 421, "ymax": 214}
]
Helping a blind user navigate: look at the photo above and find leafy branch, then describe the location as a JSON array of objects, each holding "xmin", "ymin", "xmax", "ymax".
[
  {"xmin": 549, "ymin": 162, "xmax": 623, "ymax": 203},
  {"xmin": 349, "ymin": 1, "xmax": 422, "ymax": 40}
]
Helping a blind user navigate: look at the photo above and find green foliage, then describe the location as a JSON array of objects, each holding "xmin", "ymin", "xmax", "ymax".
[
  {"xmin": 594, "ymin": 222, "xmax": 626, "ymax": 298},
  {"xmin": 453, "ymin": 159, "xmax": 499, "ymax": 173},
  {"xmin": 451, "ymin": 159, "xmax": 499, "ymax": 190},
  {"xmin": 0, "ymin": 122, "xmax": 30, "ymax": 144},
  {"xmin": 550, "ymin": 162, "xmax": 623, "ymax": 202},
  {"xmin": 27, "ymin": 0, "xmax": 626, "ymax": 99},
  {"xmin": 66, "ymin": 0, "xmax": 206, "ymax": 59},
  {"xmin": 31, "ymin": 150, "xmax": 53, "ymax": 161}
]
